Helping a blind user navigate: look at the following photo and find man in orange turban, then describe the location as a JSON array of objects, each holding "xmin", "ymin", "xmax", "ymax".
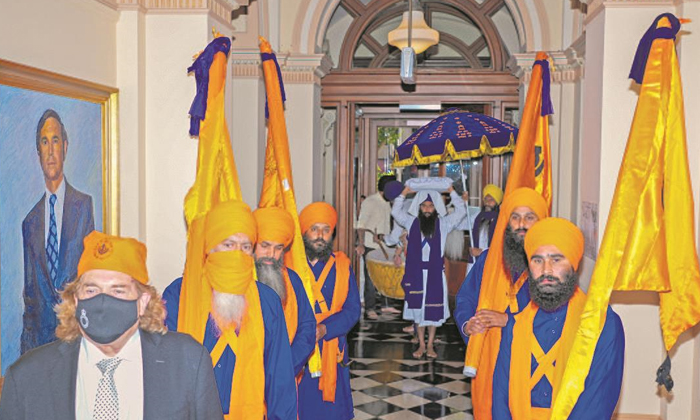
[
  {"xmin": 492, "ymin": 218, "xmax": 624, "ymax": 419},
  {"xmin": 296, "ymin": 202, "xmax": 360, "ymax": 420},
  {"xmin": 454, "ymin": 187, "xmax": 548, "ymax": 418},
  {"xmin": 163, "ymin": 200, "xmax": 297, "ymax": 419},
  {"xmin": 253, "ymin": 207, "xmax": 316, "ymax": 377},
  {"xmin": 0, "ymin": 231, "xmax": 224, "ymax": 419}
]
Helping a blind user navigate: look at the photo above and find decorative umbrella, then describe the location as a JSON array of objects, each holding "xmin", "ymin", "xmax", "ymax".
[
  {"xmin": 393, "ymin": 109, "xmax": 518, "ymax": 251},
  {"xmin": 392, "ymin": 109, "xmax": 518, "ymax": 167}
]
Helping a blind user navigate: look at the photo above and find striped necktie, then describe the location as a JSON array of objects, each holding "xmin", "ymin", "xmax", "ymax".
[{"xmin": 46, "ymin": 194, "xmax": 59, "ymax": 289}]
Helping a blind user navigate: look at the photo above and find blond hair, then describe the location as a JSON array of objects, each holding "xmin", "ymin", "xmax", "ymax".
[{"xmin": 55, "ymin": 276, "xmax": 167, "ymax": 342}]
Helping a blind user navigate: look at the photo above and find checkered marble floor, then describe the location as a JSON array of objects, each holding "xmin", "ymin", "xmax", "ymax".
[{"xmin": 347, "ymin": 304, "xmax": 473, "ymax": 420}]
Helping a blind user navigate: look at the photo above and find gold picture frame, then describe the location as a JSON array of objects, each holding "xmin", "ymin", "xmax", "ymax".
[{"xmin": 0, "ymin": 59, "xmax": 119, "ymax": 377}]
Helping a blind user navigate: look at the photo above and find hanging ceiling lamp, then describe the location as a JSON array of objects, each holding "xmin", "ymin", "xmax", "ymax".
[{"xmin": 388, "ymin": 0, "xmax": 440, "ymax": 55}]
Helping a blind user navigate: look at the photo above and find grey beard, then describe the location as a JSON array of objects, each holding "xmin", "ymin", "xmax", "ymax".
[
  {"xmin": 529, "ymin": 269, "xmax": 579, "ymax": 312},
  {"xmin": 503, "ymin": 225, "xmax": 528, "ymax": 273},
  {"xmin": 255, "ymin": 257, "xmax": 287, "ymax": 305},
  {"xmin": 211, "ymin": 291, "xmax": 246, "ymax": 334},
  {"xmin": 303, "ymin": 236, "xmax": 333, "ymax": 261}
]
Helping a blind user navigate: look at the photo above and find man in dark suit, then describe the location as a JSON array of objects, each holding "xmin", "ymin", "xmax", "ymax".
[
  {"xmin": 21, "ymin": 109, "xmax": 95, "ymax": 353},
  {"xmin": 0, "ymin": 231, "xmax": 223, "ymax": 420}
]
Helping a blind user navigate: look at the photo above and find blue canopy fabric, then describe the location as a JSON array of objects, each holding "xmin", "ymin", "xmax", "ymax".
[{"xmin": 393, "ymin": 110, "xmax": 518, "ymax": 167}]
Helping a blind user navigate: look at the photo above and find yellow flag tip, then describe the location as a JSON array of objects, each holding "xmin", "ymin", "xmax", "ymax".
[{"xmin": 680, "ymin": 18, "xmax": 692, "ymax": 24}]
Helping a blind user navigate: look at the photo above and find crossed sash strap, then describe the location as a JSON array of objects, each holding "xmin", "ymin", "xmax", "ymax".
[
  {"xmin": 311, "ymin": 252, "xmax": 350, "ymax": 402},
  {"xmin": 509, "ymin": 288, "xmax": 586, "ymax": 420}
]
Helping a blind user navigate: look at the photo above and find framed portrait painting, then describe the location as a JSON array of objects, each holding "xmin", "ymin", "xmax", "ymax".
[{"xmin": 0, "ymin": 59, "xmax": 118, "ymax": 375}]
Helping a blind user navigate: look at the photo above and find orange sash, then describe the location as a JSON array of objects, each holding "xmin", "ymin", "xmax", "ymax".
[
  {"xmin": 282, "ymin": 268, "xmax": 299, "ymax": 343},
  {"xmin": 312, "ymin": 252, "xmax": 350, "ymax": 402},
  {"xmin": 509, "ymin": 288, "xmax": 586, "ymax": 420},
  {"xmin": 470, "ymin": 270, "xmax": 528, "ymax": 419},
  {"xmin": 208, "ymin": 281, "xmax": 266, "ymax": 419}
]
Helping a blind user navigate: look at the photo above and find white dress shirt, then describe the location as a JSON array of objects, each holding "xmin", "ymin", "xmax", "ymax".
[
  {"xmin": 75, "ymin": 330, "xmax": 144, "ymax": 420},
  {"xmin": 356, "ymin": 192, "xmax": 391, "ymax": 246},
  {"xmin": 44, "ymin": 179, "xmax": 66, "ymax": 247}
]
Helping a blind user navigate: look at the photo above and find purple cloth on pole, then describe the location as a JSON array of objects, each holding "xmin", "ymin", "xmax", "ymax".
[
  {"xmin": 187, "ymin": 37, "xmax": 231, "ymax": 137},
  {"xmin": 534, "ymin": 60, "xmax": 554, "ymax": 117},
  {"xmin": 260, "ymin": 51, "xmax": 287, "ymax": 119},
  {"xmin": 629, "ymin": 13, "xmax": 680, "ymax": 84},
  {"xmin": 402, "ymin": 217, "xmax": 444, "ymax": 322}
]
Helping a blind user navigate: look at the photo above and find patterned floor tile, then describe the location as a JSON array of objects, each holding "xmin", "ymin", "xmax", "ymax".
[
  {"xmin": 349, "ymin": 300, "xmax": 472, "ymax": 419},
  {"xmin": 380, "ymin": 409, "xmax": 428, "ymax": 420},
  {"xmin": 361, "ymin": 384, "xmax": 405, "ymax": 399},
  {"xmin": 352, "ymin": 390, "xmax": 379, "ymax": 406},
  {"xmin": 408, "ymin": 401, "xmax": 459, "ymax": 419},
  {"xmin": 350, "ymin": 377, "xmax": 382, "ymax": 390},
  {"xmin": 436, "ymin": 412, "xmax": 475, "ymax": 420},
  {"xmin": 436, "ymin": 380, "xmax": 470, "ymax": 394},
  {"xmin": 382, "ymin": 393, "xmax": 431, "ymax": 409},
  {"xmin": 365, "ymin": 371, "xmax": 406, "ymax": 384},
  {"xmin": 354, "ymin": 400, "xmax": 403, "ymax": 417},
  {"xmin": 410, "ymin": 386, "xmax": 452, "ymax": 402},
  {"xmin": 437, "ymin": 395, "xmax": 472, "ymax": 411},
  {"xmin": 352, "ymin": 409, "xmax": 377, "ymax": 420},
  {"xmin": 386, "ymin": 378, "xmax": 431, "ymax": 392}
]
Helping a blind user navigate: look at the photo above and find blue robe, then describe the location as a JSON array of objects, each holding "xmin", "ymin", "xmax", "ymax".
[
  {"xmin": 298, "ymin": 254, "xmax": 361, "ymax": 420},
  {"xmin": 453, "ymin": 249, "xmax": 531, "ymax": 345},
  {"xmin": 492, "ymin": 304, "xmax": 625, "ymax": 419},
  {"xmin": 163, "ymin": 278, "xmax": 297, "ymax": 420},
  {"xmin": 286, "ymin": 268, "xmax": 318, "ymax": 376}
]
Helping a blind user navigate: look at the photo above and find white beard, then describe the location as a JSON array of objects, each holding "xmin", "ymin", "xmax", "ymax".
[{"xmin": 211, "ymin": 291, "xmax": 247, "ymax": 333}]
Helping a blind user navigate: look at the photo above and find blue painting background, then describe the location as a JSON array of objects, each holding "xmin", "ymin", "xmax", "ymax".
[{"xmin": 0, "ymin": 85, "xmax": 103, "ymax": 373}]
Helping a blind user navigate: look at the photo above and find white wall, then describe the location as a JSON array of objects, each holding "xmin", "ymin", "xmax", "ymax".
[
  {"xmin": 0, "ymin": 0, "xmax": 118, "ymax": 86},
  {"xmin": 578, "ymin": 4, "xmax": 700, "ymax": 418}
]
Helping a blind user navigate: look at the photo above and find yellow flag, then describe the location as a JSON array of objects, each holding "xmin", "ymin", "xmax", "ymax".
[
  {"xmin": 551, "ymin": 14, "xmax": 700, "ymax": 418},
  {"xmin": 258, "ymin": 37, "xmax": 322, "ymax": 376},
  {"xmin": 178, "ymin": 36, "xmax": 242, "ymax": 342},
  {"xmin": 465, "ymin": 51, "xmax": 554, "ymax": 419}
]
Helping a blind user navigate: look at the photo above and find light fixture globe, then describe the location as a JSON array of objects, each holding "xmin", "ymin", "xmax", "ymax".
[{"xmin": 388, "ymin": 3, "xmax": 439, "ymax": 55}]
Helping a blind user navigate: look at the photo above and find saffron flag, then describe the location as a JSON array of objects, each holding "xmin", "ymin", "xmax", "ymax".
[
  {"xmin": 179, "ymin": 35, "xmax": 243, "ymax": 342},
  {"xmin": 258, "ymin": 37, "xmax": 322, "ymax": 376},
  {"xmin": 464, "ymin": 51, "xmax": 553, "ymax": 419},
  {"xmin": 551, "ymin": 14, "xmax": 700, "ymax": 418}
]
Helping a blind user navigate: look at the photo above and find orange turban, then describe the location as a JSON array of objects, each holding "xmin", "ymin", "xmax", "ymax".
[
  {"xmin": 204, "ymin": 200, "xmax": 257, "ymax": 252},
  {"xmin": 204, "ymin": 250, "xmax": 255, "ymax": 294},
  {"xmin": 77, "ymin": 230, "xmax": 149, "ymax": 284},
  {"xmin": 299, "ymin": 202, "xmax": 337, "ymax": 234},
  {"xmin": 254, "ymin": 207, "xmax": 295, "ymax": 247},
  {"xmin": 525, "ymin": 217, "xmax": 584, "ymax": 270},
  {"xmin": 501, "ymin": 187, "xmax": 548, "ymax": 221}
]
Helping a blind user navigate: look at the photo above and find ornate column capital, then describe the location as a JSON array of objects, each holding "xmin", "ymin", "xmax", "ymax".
[
  {"xmin": 232, "ymin": 51, "xmax": 333, "ymax": 85},
  {"xmin": 110, "ymin": 0, "xmax": 239, "ymax": 27},
  {"xmin": 511, "ymin": 46, "xmax": 585, "ymax": 84}
]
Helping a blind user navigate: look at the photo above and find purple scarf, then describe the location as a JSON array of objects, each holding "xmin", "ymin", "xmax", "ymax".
[
  {"xmin": 401, "ymin": 214, "xmax": 444, "ymax": 322},
  {"xmin": 466, "ymin": 210, "xmax": 498, "ymax": 264}
]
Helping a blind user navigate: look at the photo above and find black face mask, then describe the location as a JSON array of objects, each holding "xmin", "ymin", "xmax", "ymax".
[{"xmin": 76, "ymin": 294, "xmax": 139, "ymax": 344}]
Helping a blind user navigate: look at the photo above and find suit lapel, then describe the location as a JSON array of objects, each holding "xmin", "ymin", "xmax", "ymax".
[
  {"xmin": 50, "ymin": 340, "xmax": 80, "ymax": 420},
  {"xmin": 29, "ymin": 195, "xmax": 51, "ymax": 279},
  {"xmin": 141, "ymin": 331, "xmax": 164, "ymax": 420}
]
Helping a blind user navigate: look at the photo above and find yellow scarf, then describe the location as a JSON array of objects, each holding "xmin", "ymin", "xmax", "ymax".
[
  {"xmin": 509, "ymin": 288, "xmax": 586, "ymax": 420},
  {"xmin": 205, "ymin": 252, "xmax": 266, "ymax": 419},
  {"xmin": 312, "ymin": 252, "xmax": 350, "ymax": 402}
]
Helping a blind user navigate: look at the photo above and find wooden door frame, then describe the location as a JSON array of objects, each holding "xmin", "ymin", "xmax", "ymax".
[{"xmin": 322, "ymin": 70, "xmax": 519, "ymax": 256}]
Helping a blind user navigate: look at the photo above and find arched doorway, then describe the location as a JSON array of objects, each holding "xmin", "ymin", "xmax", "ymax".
[{"xmin": 320, "ymin": 0, "xmax": 523, "ymax": 255}]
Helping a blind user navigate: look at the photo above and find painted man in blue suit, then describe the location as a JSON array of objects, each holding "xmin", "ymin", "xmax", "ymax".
[{"xmin": 21, "ymin": 109, "xmax": 95, "ymax": 353}]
